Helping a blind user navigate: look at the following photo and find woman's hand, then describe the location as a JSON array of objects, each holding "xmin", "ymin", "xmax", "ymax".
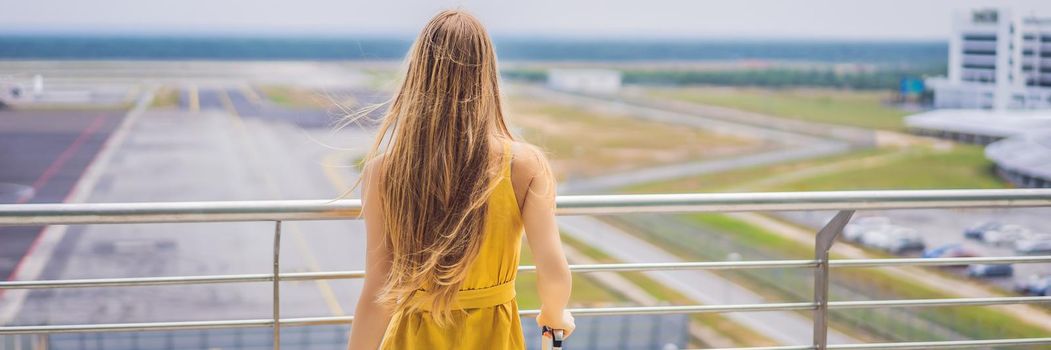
[{"xmin": 536, "ymin": 309, "xmax": 576, "ymax": 339}]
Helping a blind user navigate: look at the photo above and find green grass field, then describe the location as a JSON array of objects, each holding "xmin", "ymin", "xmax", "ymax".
[
  {"xmin": 624, "ymin": 144, "xmax": 1006, "ymax": 194},
  {"xmin": 645, "ymin": 87, "xmax": 909, "ymax": 131},
  {"xmin": 257, "ymin": 85, "xmax": 354, "ymax": 109},
  {"xmin": 507, "ymin": 94, "xmax": 764, "ymax": 180},
  {"xmin": 150, "ymin": 87, "xmax": 180, "ymax": 108}
]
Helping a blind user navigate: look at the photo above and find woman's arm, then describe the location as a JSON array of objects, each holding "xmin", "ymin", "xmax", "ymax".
[
  {"xmin": 347, "ymin": 158, "xmax": 394, "ymax": 350},
  {"xmin": 520, "ymin": 150, "xmax": 575, "ymax": 338}
]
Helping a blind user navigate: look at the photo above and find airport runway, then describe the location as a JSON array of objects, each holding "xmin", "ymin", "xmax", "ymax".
[{"xmin": 3, "ymin": 85, "xmax": 378, "ymax": 327}]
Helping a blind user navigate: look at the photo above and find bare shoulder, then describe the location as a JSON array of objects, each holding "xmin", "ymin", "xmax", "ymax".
[
  {"xmin": 510, "ymin": 140, "xmax": 549, "ymax": 180},
  {"xmin": 361, "ymin": 153, "xmax": 387, "ymax": 185},
  {"xmin": 509, "ymin": 140, "xmax": 554, "ymax": 206}
]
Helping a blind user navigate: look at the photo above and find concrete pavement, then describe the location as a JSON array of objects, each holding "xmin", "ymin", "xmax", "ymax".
[{"xmin": 5, "ymin": 87, "xmax": 377, "ymax": 326}]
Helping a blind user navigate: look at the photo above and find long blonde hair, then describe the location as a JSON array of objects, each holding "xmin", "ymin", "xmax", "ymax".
[{"xmin": 345, "ymin": 9, "xmax": 553, "ymax": 326}]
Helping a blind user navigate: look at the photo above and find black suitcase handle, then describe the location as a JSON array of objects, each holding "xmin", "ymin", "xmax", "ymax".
[{"xmin": 541, "ymin": 326, "xmax": 564, "ymax": 350}]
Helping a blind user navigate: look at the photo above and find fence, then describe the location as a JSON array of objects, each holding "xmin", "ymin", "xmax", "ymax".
[{"xmin": 2, "ymin": 189, "xmax": 1051, "ymax": 349}]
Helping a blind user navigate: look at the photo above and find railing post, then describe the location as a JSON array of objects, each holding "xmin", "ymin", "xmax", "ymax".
[
  {"xmin": 35, "ymin": 334, "xmax": 48, "ymax": 350},
  {"xmin": 273, "ymin": 221, "xmax": 282, "ymax": 350},
  {"xmin": 813, "ymin": 210, "xmax": 854, "ymax": 350}
]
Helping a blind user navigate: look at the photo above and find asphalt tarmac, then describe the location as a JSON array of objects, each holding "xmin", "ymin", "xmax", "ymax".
[{"xmin": 0, "ymin": 109, "xmax": 126, "ymax": 284}]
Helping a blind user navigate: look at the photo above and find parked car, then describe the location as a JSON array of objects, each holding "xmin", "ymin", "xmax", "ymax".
[
  {"xmin": 844, "ymin": 216, "xmax": 891, "ymax": 242},
  {"xmin": 964, "ymin": 221, "xmax": 1002, "ymax": 240},
  {"xmin": 967, "ymin": 264, "xmax": 1014, "ymax": 277},
  {"xmin": 922, "ymin": 244, "xmax": 956, "ymax": 259},
  {"xmin": 1014, "ymin": 275, "xmax": 1051, "ymax": 295},
  {"xmin": 981, "ymin": 225, "xmax": 1031, "ymax": 246},
  {"xmin": 882, "ymin": 227, "xmax": 926, "ymax": 254},
  {"xmin": 1032, "ymin": 280, "xmax": 1051, "ymax": 296},
  {"xmin": 859, "ymin": 227, "xmax": 891, "ymax": 248},
  {"xmin": 1014, "ymin": 238, "xmax": 1051, "ymax": 254},
  {"xmin": 858, "ymin": 225, "xmax": 925, "ymax": 254},
  {"xmin": 922, "ymin": 244, "xmax": 978, "ymax": 259}
]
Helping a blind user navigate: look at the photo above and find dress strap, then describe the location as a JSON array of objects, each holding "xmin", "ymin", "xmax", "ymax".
[{"xmin": 502, "ymin": 139, "xmax": 513, "ymax": 178}]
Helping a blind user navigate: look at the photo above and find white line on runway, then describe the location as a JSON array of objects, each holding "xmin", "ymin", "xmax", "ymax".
[
  {"xmin": 219, "ymin": 89, "xmax": 347, "ymax": 316},
  {"xmin": 188, "ymin": 84, "xmax": 200, "ymax": 113}
]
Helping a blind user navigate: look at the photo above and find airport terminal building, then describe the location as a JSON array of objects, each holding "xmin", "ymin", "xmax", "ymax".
[
  {"xmin": 925, "ymin": 8, "xmax": 1051, "ymax": 110},
  {"xmin": 908, "ymin": 8, "xmax": 1051, "ymax": 188},
  {"xmin": 986, "ymin": 130, "xmax": 1051, "ymax": 188}
]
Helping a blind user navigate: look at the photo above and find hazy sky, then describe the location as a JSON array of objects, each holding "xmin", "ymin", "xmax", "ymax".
[{"xmin": 4, "ymin": 0, "xmax": 1051, "ymax": 40}]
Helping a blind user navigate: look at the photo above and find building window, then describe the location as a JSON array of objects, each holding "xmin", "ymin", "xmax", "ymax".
[
  {"xmin": 972, "ymin": 9, "xmax": 999, "ymax": 24},
  {"xmin": 963, "ymin": 34, "xmax": 997, "ymax": 41},
  {"xmin": 963, "ymin": 65, "xmax": 996, "ymax": 71}
]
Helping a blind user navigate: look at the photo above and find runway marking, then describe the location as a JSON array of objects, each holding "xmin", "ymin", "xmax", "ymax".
[
  {"xmin": 188, "ymin": 85, "xmax": 200, "ymax": 113},
  {"xmin": 219, "ymin": 89, "xmax": 347, "ymax": 316},
  {"xmin": 239, "ymin": 84, "xmax": 263, "ymax": 106},
  {"xmin": 122, "ymin": 86, "xmax": 140, "ymax": 103},
  {"xmin": 26, "ymin": 114, "xmax": 107, "ymax": 200},
  {"xmin": 0, "ymin": 90, "xmax": 157, "ymax": 323},
  {"xmin": 3, "ymin": 113, "xmax": 107, "ymax": 290}
]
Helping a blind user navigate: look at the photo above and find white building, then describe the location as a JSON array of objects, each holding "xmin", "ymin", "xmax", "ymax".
[
  {"xmin": 547, "ymin": 69, "xmax": 622, "ymax": 94},
  {"xmin": 926, "ymin": 8, "xmax": 1051, "ymax": 110}
]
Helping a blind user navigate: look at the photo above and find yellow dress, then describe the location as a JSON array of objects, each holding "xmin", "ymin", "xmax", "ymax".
[{"xmin": 380, "ymin": 139, "xmax": 525, "ymax": 350}]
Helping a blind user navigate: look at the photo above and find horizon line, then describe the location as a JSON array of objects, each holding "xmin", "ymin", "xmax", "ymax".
[{"xmin": 0, "ymin": 30, "xmax": 948, "ymax": 43}]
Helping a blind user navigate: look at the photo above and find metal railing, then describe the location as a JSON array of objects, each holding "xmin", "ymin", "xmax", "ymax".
[{"xmin": 2, "ymin": 189, "xmax": 1051, "ymax": 350}]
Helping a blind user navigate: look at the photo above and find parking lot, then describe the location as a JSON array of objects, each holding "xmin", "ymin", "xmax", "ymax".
[{"xmin": 782, "ymin": 207, "xmax": 1051, "ymax": 293}]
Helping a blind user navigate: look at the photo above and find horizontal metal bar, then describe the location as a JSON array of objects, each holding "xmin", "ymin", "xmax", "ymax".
[
  {"xmin": 0, "ymin": 271, "xmax": 367, "ymax": 289},
  {"xmin": 281, "ymin": 316, "xmax": 355, "ymax": 327},
  {"xmin": 3, "ymin": 261, "xmax": 814, "ymax": 289},
  {"xmin": 826, "ymin": 337, "xmax": 1051, "ymax": 349},
  {"xmin": 829, "ymin": 296, "xmax": 1051, "ymax": 309},
  {"xmin": 8, "ymin": 256, "xmax": 1050, "ymax": 290},
  {"xmin": 0, "ymin": 319, "xmax": 273, "ymax": 335},
  {"xmin": 689, "ymin": 337, "xmax": 1051, "ymax": 350},
  {"xmin": 4, "ymin": 296, "xmax": 1049, "ymax": 335},
  {"xmin": 0, "ymin": 199, "xmax": 362, "ymax": 226},
  {"xmin": 830, "ymin": 255, "xmax": 1051, "ymax": 267},
  {"xmin": 555, "ymin": 302, "xmax": 817, "ymax": 317},
  {"xmin": 0, "ymin": 273, "xmax": 276, "ymax": 289},
  {"xmin": 2, "ymin": 189, "xmax": 1050, "ymax": 225},
  {"xmin": 699, "ymin": 346, "xmax": 813, "ymax": 350},
  {"xmin": 556, "ymin": 189, "xmax": 1051, "ymax": 215},
  {"xmin": 0, "ymin": 303, "xmax": 814, "ymax": 335},
  {"xmin": 524, "ymin": 260, "xmax": 820, "ymax": 273}
]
